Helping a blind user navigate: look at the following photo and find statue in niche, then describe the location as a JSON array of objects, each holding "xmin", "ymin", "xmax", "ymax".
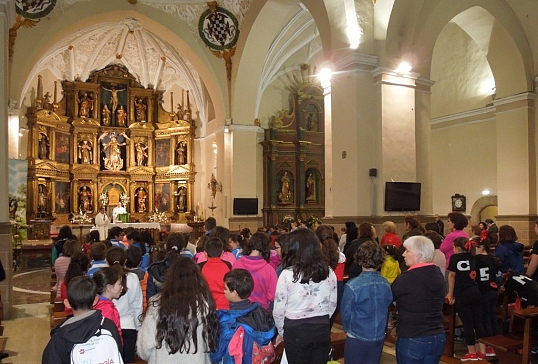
[
  {"xmin": 99, "ymin": 132, "xmax": 129, "ymax": 171},
  {"xmin": 135, "ymin": 187, "xmax": 147, "ymax": 212},
  {"xmin": 175, "ymin": 186, "xmax": 187, "ymax": 212},
  {"xmin": 78, "ymin": 140, "xmax": 93, "ymax": 164},
  {"xmin": 117, "ymin": 105, "xmax": 127, "ymax": 127},
  {"xmin": 102, "ymin": 86, "xmax": 125, "ymax": 113},
  {"xmin": 176, "ymin": 141, "xmax": 187, "ymax": 165},
  {"xmin": 278, "ymin": 171, "xmax": 292, "ymax": 203},
  {"xmin": 38, "ymin": 184, "xmax": 47, "ymax": 212},
  {"xmin": 78, "ymin": 185, "xmax": 93, "ymax": 212},
  {"xmin": 135, "ymin": 142, "xmax": 149, "ymax": 166},
  {"xmin": 101, "ymin": 105, "xmax": 111, "ymax": 126},
  {"xmin": 134, "ymin": 97, "xmax": 147, "ymax": 122},
  {"xmin": 38, "ymin": 132, "xmax": 49, "ymax": 159},
  {"xmin": 306, "ymin": 112, "xmax": 317, "ymax": 131},
  {"xmin": 306, "ymin": 173, "xmax": 316, "ymax": 202},
  {"xmin": 78, "ymin": 91, "xmax": 94, "ymax": 118}
]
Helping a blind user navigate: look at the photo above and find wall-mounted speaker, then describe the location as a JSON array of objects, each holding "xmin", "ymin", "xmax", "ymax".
[{"xmin": 369, "ymin": 168, "xmax": 377, "ymax": 177}]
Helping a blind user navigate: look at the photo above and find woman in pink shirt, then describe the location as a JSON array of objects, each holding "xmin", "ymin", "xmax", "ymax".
[{"xmin": 439, "ymin": 212, "xmax": 469, "ymax": 270}]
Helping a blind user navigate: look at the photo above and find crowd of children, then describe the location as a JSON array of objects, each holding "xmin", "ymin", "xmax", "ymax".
[{"xmin": 43, "ymin": 215, "xmax": 538, "ymax": 364}]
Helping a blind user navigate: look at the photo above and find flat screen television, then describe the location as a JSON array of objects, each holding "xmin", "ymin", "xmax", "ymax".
[
  {"xmin": 384, "ymin": 182, "xmax": 421, "ymax": 211},
  {"xmin": 233, "ymin": 198, "xmax": 258, "ymax": 215}
]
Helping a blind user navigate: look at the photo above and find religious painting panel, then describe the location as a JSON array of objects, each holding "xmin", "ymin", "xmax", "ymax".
[
  {"xmin": 54, "ymin": 181, "xmax": 70, "ymax": 213},
  {"xmin": 154, "ymin": 183, "xmax": 171, "ymax": 212},
  {"xmin": 155, "ymin": 139, "xmax": 170, "ymax": 167},
  {"xmin": 134, "ymin": 96, "xmax": 148, "ymax": 123},
  {"xmin": 99, "ymin": 131, "xmax": 129, "ymax": 171},
  {"xmin": 55, "ymin": 132, "xmax": 70, "ymax": 163},
  {"xmin": 100, "ymin": 83, "xmax": 128, "ymax": 127}
]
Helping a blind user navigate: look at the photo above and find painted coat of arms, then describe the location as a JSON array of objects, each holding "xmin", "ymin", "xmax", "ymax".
[{"xmin": 16, "ymin": 0, "xmax": 56, "ymax": 19}]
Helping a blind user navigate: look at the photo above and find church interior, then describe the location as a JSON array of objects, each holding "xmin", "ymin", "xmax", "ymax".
[{"xmin": 0, "ymin": 0, "xmax": 538, "ymax": 362}]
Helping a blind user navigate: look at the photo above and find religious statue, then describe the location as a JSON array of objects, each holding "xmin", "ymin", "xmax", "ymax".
[
  {"xmin": 306, "ymin": 173, "xmax": 316, "ymax": 202},
  {"xmin": 99, "ymin": 132, "xmax": 129, "ymax": 171},
  {"xmin": 78, "ymin": 140, "xmax": 93, "ymax": 164},
  {"xmin": 208, "ymin": 173, "xmax": 222, "ymax": 198},
  {"xmin": 176, "ymin": 103, "xmax": 184, "ymax": 120},
  {"xmin": 135, "ymin": 142, "xmax": 149, "ymax": 166},
  {"xmin": 101, "ymin": 104, "xmax": 111, "ymax": 126},
  {"xmin": 175, "ymin": 186, "xmax": 186, "ymax": 212},
  {"xmin": 78, "ymin": 186, "xmax": 92, "ymax": 212},
  {"xmin": 102, "ymin": 86, "xmax": 126, "ymax": 113},
  {"xmin": 38, "ymin": 184, "xmax": 47, "ymax": 212},
  {"xmin": 306, "ymin": 112, "xmax": 317, "ymax": 131},
  {"xmin": 38, "ymin": 132, "xmax": 49, "ymax": 159},
  {"xmin": 176, "ymin": 141, "xmax": 187, "ymax": 165},
  {"xmin": 78, "ymin": 91, "xmax": 94, "ymax": 118},
  {"xmin": 117, "ymin": 105, "xmax": 127, "ymax": 127},
  {"xmin": 135, "ymin": 187, "xmax": 147, "ymax": 212},
  {"xmin": 134, "ymin": 97, "xmax": 147, "ymax": 122},
  {"xmin": 278, "ymin": 171, "xmax": 292, "ymax": 203}
]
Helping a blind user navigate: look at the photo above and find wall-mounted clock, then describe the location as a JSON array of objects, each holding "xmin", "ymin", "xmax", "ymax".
[{"xmin": 451, "ymin": 194, "xmax": 466, "ymax": 212}]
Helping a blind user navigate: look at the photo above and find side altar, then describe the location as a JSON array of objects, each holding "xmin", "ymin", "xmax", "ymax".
[{"xmin": 26, "ymin": 64, "xmax": 197, "ymax": 225}]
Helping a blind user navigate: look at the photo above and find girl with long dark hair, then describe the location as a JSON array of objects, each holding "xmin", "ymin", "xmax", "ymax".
[
  {"xmin": 273, "ymin": 228, "xmax": 337, "ymax": 364},
  {"xmin": 137, "ymin": 257, "xmax": 219, "ymax": 364}
]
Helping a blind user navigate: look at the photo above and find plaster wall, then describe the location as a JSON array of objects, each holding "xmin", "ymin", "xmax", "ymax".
[
  {"xmin": 431, "ymin": 22, "xmax": 493, "ymax": 119},
  {"xmin": 431, "ymin": 118, "xmax": 497, "ymax": 215}
]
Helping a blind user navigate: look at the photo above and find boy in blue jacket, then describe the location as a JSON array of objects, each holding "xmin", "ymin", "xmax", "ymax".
[{"xmin": 211, "ymin": 269, "xmax": 276, "ymax": 364}]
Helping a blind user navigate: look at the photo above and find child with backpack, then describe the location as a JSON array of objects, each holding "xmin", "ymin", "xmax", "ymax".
[
  {"xmin": 211, "ymin": 269, "xmax": 277, "ymax": 364},
  {"xmin": 42, "ymin": 276, "xmax": 123, "ymax": 364}
]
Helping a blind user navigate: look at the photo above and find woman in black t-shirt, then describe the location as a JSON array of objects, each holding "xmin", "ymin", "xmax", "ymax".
[{"xmin": 447, "ymin": 237, "xmax": 487, "ymax": 361}]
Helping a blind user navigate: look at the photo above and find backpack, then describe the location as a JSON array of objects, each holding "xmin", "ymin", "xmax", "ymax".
[
  {"xmin": 251, "ymin": 340, "xmax": 275, "ymax": 364},
  {"xmin": 70, "ymin": 317, "xmax": 124, "ymax": 364}
]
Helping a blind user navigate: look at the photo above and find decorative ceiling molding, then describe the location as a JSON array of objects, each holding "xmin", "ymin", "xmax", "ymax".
[{"xmin": 20, "ymin": 17, "xmax": 207, "ymax": 123}]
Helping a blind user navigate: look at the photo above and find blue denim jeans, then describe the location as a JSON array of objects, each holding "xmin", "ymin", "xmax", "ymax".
[{"xmin": 396, "ymin": 333, "xmax": 446, "ymax": 364}]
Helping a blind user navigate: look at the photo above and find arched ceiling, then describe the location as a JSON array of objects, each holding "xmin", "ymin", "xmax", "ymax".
[{"xmin": 21, "ymin": 17, "xmax": 207, "ymax": 123}]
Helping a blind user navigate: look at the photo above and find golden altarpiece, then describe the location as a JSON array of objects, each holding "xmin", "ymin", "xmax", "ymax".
[
  {"xmin": 261, "ymin": 65, "xmax": 325, "ymax": 227},
  {"xmin": 26, "ymin": 64, "xmax": 196, "ymax": 225}
]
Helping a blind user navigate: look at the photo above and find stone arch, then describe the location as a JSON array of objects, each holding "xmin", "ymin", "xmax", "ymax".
[
  {"xmin": 385, "ymin": 0, "xmax": 532, "ymax": 94},
  {"xmin": 10, "ymin": 3, "xmax": 226, "ymax": 132},
  {"xmin": 469, "ymin": 195, "xmax": 498, "ymax": 226}
]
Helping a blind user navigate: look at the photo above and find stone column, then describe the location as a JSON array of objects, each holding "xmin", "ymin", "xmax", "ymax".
[
  {"xmin": 0, "ymin": 0, "xmax": 15, "ymax": 319},
  {"xmin": 493, "ymin": 92, "xmax": 537, "ymax": 243},
  {"xmin": 372, "ymin": 68, "xmax": 418, "ymax": 214}
]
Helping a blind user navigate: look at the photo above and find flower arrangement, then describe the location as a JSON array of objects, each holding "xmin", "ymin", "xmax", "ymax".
[
  {"xmin": 71, "ymin": 210, "xmax": 93, "ymax": 224},
  {"xmin": 99, "ymin": 192, "xmax": 109, "ymax": 208},
  {"xmin": 307, "ymin": 215, "xmax": 322, "ymax": 228},
  {"xmin": 148, "ymin": 210, "xmax": 169, "ymax": 223},
  {"xmin": 120, "ymin": 193, "xmax": 130, "ymax": 207},
  {"xmin": 282, "ymin": 214, "xmax": 294, "ymax": 229}
]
